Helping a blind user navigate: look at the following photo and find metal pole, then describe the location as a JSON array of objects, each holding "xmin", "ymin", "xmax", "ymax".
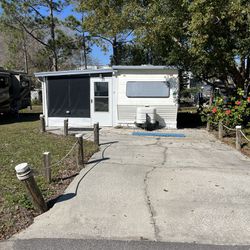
[
  {"xmin": 43, "ymin": 152, "xmax": 51, "ymax": 183},
  {"xmin": 94, "ymin": 123, "xmax": 99, "ymax": 146},
  {"xmin": 236, "ymin": 125, "xmax": 242, "ymax": 151},
  {"xmin": 40, "ymin": 114, "xmax": 46, "ymax": 133},
  {"xmin": 64, "ymin": 119, "xmax": 68, "ymax": 136},
  {"xmin": 15, "ymin": 163, "xmax": 48, "ymax": 213},
  {"xmin": 218, "ymin": 121, "xmax": 223, "ymax": 139},
  {"xmin": 75, "ymin": 134, "xmax": 84, "ymax": 169}
]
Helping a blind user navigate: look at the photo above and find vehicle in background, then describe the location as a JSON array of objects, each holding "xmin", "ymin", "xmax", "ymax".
[{"xmin": 0, "ymin": 67, "xmax": 31, "ymax": 114}]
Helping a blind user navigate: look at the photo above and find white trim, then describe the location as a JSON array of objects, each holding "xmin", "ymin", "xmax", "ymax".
[
  {"xmin": 35, "ymin": 69, "xmax": 113, "ymax": 78},
  {"xmin": 34, "ymin": 66, "xmax": 178, "ymax": 78},
  {"xmin": 112, "ymin": 65, "xmax": 177, "ymax": 70},
  {"xmin": 90, "ymin": 77, "xmax": 113, "ymax": 126},
  {"xmin": 48, "ymin": 117, "xmax": 91, "ymax": 127},
  {"xmin": 41, "ymin": 79, "xmax": 48, "ymax": 126}
]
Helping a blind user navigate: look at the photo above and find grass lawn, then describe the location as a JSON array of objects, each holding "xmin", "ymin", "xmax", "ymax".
[
  {"xmin": 178, "ymin": 106, "xmax": 198, "ymax": 113},
  {"xmin": 0, "ymin": 107, "xmax": 98, "ymax": 240}
]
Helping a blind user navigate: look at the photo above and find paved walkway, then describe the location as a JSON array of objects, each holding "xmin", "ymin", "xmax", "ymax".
[{"xmin": 3, "ymin": 128, "xmax": 250, "ymax": 248}]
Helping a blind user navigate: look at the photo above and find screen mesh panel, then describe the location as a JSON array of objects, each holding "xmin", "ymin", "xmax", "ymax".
[{"xmin": 48, "ymin": 76, "xmax": 90, "ymax": 117}]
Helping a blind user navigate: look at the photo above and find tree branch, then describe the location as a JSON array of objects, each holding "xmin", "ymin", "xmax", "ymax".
[
  {"xmin": 14, "ymin": 16, "xmax": 49, "ymax": 48},
  {"xmin": 91, "ymin": 35, "xmax": 113, "ymax": 44},
  {"xmin": 27, "ymin": 5, "xmax": 45, "ymax": 19}
]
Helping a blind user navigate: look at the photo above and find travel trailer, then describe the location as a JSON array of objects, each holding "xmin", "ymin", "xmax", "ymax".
[
  {"xmin": 35, "ymin": 66, "xmax": 179, "ymax": 129},
  {"xmin": 0, "ymin": 68, "xmax": 31, "ymax": 114}
]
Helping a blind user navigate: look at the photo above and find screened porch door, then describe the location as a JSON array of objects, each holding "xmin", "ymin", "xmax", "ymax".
[{"xmin": 90, "ymin": 77, "xmax": 113, "ymax": 126}]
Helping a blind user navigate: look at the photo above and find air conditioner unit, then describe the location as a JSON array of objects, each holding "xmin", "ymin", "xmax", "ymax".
[{"xmin": 136, "ymin": 106, "xmax": 156, "ymax": 125}]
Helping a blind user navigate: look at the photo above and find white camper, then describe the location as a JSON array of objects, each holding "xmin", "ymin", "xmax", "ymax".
[{"xmin": 35, "ymin": 65, "xmax": 179, "ymax": 129}]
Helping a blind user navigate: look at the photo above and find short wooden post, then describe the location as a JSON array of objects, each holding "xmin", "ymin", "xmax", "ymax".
[
  {"xmin": 15, "ymin": 163, "xmax": 48, "ymax": 213},
  {"xmin": 236, "ymin": 125, "xmax": 242, "ymax": 151},
  {"xmin": 40, "ymin": 114, "xmax": 46, "ymax": 133},
  {"xmin": 218, "ymin": 120, "xmax": 223, "ymax": 139},
  {"xmin": 206, "ymin": 120, "xmax": 211, "ymax": 132},
  {"xmin": 64, "ymin": 119, "xmax": 68, "ymax": 136},
  {"xmin": 75, "ymin": 134, "xmax": 84, "ymax": 169},
  {"xmin": 43, "ymin": 152, "xmax": 51, "ymax": 183},
  {"xmin": 94, "ymin": 123, "xmax": 99, "ymax": 146}
]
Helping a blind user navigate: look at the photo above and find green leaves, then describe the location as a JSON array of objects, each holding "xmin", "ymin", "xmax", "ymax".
[{"xmin": 203, "ymin": 88, "xmax": 250, "ymax": 128}]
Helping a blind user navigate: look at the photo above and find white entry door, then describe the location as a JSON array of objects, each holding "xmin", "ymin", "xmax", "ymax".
[{"xmin": 90, "ymin": 77, "xmax": 113, "ymax": 126}]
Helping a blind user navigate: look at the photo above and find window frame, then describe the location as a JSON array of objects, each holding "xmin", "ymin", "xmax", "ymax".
[
  {"xmin": 126, "ymin": 81, "xmax": 170, "ymax": 98},
  {"xmin": 94, "ymin": 81, "xmax": 109, "ymax": 112}
]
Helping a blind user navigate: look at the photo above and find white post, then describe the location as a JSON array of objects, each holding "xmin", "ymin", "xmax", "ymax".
[{"xmin": 236, "ymin": 125, "xmax": 242, "ymax": 151}]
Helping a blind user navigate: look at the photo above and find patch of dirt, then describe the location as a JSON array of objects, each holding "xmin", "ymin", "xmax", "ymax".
[
  {"xmin": 0, "ymin": 205, "xmax": 37, "ymax": 241},
  {"xmin": 210, "ymin": 130, "xmax": 250, "ymax": 157}
]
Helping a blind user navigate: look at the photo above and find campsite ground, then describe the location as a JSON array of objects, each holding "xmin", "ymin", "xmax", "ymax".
[
  {"xmin": 0, "ymin": 106, "xmax": 249, "ymax": 242},
  {"xmin": 177, "ymin": 108, "xmax": 250, "ymax": 156},
  {"xmin": 0, "ymin": 106, "xmax": 98, "ymax": 240},
  {"xmin": 4, "ymin": 127, "xmax": 250, "ymax": 249}
]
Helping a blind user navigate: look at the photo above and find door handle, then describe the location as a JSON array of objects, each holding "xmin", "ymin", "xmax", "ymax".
[{"xmin": 91, "ymin": 99, "xmax": 93, "ymax": 103}]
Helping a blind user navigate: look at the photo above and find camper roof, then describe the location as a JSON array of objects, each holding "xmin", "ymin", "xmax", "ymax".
[{"xmin": 34, "ymin": 65, "xmax": 177, "ymax": 78}]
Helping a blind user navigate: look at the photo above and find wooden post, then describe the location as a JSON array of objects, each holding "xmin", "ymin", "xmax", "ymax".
[
  {"xmin": 15, "ymin": 163, "xmax": 48, "ymax": 213},
  {"xmin": 75, "ymin": 134, "xmax": 84, "ymax": 169},
  {"xmin": 94, "ymin": 123, "xmax": 99, "ymax": 146},
  {"xmin": 218, "ymin": 120, "xmax": 223, "ymax": 139},
  {"xmin": 40, "ymin": 114, "xmax": 46, "ymax": 133},
  {"xmin": 64, "ymin": 119, "xmax": 68, "ymax": 136},
  {"xmin": 236, "ymin": 125, "xmax": 242, "ymax": 151},
  {"xmin": 206, "ymin": 120, "xmax": 210, "ymax": 132},
  {"xmin": 43, "ymin": 152, "xmax": 51, "ymax": 183}
]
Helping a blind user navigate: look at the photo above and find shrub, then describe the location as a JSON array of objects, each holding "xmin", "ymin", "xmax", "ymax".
[{"xmin": 202, "ymin": 89, "xmax": 250, "ymax": 128}]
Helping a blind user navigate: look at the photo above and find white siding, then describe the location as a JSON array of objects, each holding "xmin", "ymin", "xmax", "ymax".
[
  {"xmin": 115, "ymin": 70, "xmax": 179, "ymax": 128},
  {"xmin": 117, "ymin": 105, "xmax": 177, "ymax": 128},
  {"xmin": 47, "ymin": 117, "xmax": 91, "ymax": 127}
]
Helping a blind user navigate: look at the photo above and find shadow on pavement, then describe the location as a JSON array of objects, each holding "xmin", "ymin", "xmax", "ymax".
[
  {"xmin": 47, "ymin": 193, "xmax": 76, "ymax": 209},
  {"xmin": 47, "ymin": 141, "xmax": 116, "ymax": 209}
]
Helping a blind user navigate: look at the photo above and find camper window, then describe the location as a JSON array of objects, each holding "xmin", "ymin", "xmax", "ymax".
[
  {"xmin": 126, "ymin": 81, "xmax": 170, "ymax": 98},
  {"xmin": 94, "ymin": 82, "xmax": 109, "ymax": 112}
]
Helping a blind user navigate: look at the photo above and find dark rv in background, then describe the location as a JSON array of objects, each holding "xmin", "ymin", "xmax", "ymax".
[{"xmin": 0, "ymin": 68, "xmax": 31, "ymax": 114}]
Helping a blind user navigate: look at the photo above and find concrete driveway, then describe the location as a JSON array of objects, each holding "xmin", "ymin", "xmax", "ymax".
[{"xmin": 6, "ymin": 128, "xmax": 250, "ymax": 247}]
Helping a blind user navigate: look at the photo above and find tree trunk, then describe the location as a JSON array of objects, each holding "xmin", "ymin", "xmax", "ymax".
[
  {"xmin": 49, "ymin": 0, "xmax": 58, "ymax": 71},
  {"xmin": 81, "ymin": 15, "xmax": 88, "ymax": 69},
  {"xmin": 230, "ymin": 66, "xmax": 245, "ymax": 90},
  {"xmin": 22, "ymin": 31, "xmax": 29, "ymax": 74},
  {"xmin": 83, "ymin": 35, "xmax": 87, "ymax": 69},
  {"xmin": 112, "ymin": 37, "xmax": 118, "ymax": 65}
]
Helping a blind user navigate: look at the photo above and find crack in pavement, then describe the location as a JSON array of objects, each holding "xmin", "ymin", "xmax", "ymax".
[
  {"xmin": 143, "ymin": 139, "xmax": 168, "ymax": 241},
  {"xmin": 156, "ymin": 140, "xmax": 168, "ymax": 166},
  {"xmin": 144, "ymin": 165, "xmax": 161, "ymax": 241}
]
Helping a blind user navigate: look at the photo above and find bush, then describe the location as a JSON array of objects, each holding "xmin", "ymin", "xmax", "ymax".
[{"xmin": 202, "ymin": 89, "xmax": 250, "ymax": 128}]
